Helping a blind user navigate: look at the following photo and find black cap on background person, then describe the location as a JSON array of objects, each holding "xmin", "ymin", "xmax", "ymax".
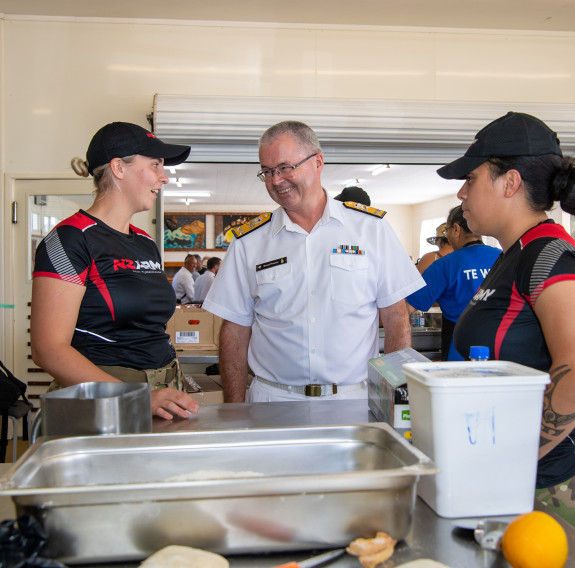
[
  {"xmin": 437, "ymin": 111, "xmax": 562, "ymax": 180},
  {"xmin": 334, "ymin": 186, "xmax": 371, "ymax": 206},
  {"xmin": 72, "ymin": 122, "xmax": 191, "ymax": 177}
]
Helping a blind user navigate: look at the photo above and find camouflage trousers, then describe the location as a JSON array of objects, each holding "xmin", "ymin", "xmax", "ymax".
[
  {"xmin": 535, "ymin": 476, "xmax": 575, "ymax": 527},
  {"xmin": 48, "ymin": 358, "xmax": 183, "ymax": 392}
]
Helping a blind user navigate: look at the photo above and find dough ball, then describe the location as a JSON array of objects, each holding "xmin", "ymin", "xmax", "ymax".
[{"xmin": 139, "ymin": 545, "xmax": 229, "ymax": 568}]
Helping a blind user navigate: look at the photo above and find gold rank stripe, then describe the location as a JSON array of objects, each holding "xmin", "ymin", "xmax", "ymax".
[
  {"xmin": 231, "ymin": 212, "xmax": 272, "ymax": 239},
  {"xmin": 343, "ymin": 201, "xmax": 386, "ymax": 218}
]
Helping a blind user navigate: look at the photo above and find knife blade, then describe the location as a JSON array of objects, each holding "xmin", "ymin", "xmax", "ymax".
[{"xmin": 271, "ymin": 548, "xmax": 346, "ymax": 568}]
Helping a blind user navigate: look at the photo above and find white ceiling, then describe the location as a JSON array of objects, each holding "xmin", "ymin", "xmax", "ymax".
[
  {"xmin": 0, "ymin": 0, "xmax": 562, "ymax": 208},
  {"xmin": 163, "ymin": 162, "xmax": 463, "ymax": 208}
]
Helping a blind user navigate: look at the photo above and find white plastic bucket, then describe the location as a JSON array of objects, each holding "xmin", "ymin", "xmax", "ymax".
[{"xmin": 403, "ymin": 361, "xmax": 550, "ymax": 519}]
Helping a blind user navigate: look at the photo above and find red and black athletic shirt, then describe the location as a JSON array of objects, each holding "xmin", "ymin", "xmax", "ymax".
[
  {"xmin": 454, "ymin": 219, "xmax": 575, "ymax": 487},
  {"xmin": 33, "ymin": 210, "xmax": 176, "ymax": 370}
]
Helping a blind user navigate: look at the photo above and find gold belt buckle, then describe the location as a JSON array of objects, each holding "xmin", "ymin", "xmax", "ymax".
[
  {"xmin": 304, "ymin": 384, "xmax": 338, "ymax": 397},
  {"xmin": 304, "ymin": 384, "xmax": 323, "ymax": 397}
]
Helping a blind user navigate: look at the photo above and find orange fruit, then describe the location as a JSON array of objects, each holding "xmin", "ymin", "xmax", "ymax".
[{"xmin": 501, "ymin": 511, "xmax": 569, "ymax": 568}]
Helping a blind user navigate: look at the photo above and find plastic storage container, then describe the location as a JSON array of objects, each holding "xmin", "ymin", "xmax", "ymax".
[{"xmin": 403, "ymin": 360, "xmax": 550, "ymax": 519}]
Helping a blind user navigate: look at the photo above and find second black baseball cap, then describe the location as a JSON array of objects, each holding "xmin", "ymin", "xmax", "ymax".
[{"xmin": 437, "ymin": 112, "xmax": 562, "ymax": 180}]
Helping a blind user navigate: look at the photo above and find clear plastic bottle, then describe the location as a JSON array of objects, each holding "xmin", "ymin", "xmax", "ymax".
[
  {"xmin": 418, "ymin": 311, "xmax": 426, "ymax": 328},
  {"xmin": 411, "ymin": 310, "xmax": 426, "ymax": 328},
  {"xmin": 469, "ymin": 345, "xmax": 490, "ymax": 361}
]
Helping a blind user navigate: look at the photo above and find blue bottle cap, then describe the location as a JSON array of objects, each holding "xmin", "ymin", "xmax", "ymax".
[{"xmin": 469, "ymin": 346, "xmax": 490, "ymax": 360}]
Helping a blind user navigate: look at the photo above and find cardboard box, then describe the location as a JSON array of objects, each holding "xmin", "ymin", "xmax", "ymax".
[
  {"xmin": 167, "ymin": 306, "xmax": 222, "ymax": 352},
  {"xmin": 183, "ymin": 374, "xmax": 223, "ymax": 404},
  {"xmin": 368, "ymin": 348, "xmax": 430, "ymax": 437}
]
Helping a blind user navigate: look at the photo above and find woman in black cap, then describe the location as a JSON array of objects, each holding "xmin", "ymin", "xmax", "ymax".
[
  {"xmin": 438, "ymin": 112, "xmax": 575, "ymax": 504},
  {"xmin": 30, "ymin": 122, "xmax": 199, "ymax": 420}
]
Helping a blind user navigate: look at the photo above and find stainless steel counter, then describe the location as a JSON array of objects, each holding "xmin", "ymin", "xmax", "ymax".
[
  {"xmin": 2, "ymin": 400, "xmax": 573, "ymax": 567},
  {"xmin": 151, "ymin": 400, "xmax": 573, "ymax": 567}
]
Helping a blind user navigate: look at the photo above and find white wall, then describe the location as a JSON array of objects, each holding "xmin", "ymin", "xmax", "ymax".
[{"xmin": 3, "ymin": 19, "xmax": 575, "ymax": 178}]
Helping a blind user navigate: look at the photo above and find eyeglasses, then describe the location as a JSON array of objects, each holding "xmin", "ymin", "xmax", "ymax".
[
  {"xmin": 257, "ymin": 153, "xmax": 318, "ymax": 182},
  {"xmin": 441, "ymin": 223, "xmax": 458, "ymax": 238}
]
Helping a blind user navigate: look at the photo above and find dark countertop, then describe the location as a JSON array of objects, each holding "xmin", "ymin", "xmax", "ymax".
[{"xmin": 2, "ymin": 400, "xmax": 573, "ymax": 567}]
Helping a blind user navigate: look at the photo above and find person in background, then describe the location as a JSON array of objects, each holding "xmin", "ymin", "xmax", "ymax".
[
  {"xmin": 415, "ymin": 222, "xmax": 454, "ymax": 274},
  {"xmin": 194, "ymin": 257, "xmax": 221, "ymax": 304},
  {"xmin": 334, "ymin": 185, "xmax": 371, "ymax": 206},
  {"xmin": 30, "ymin": 121, "xmax": 199, "ymax": 420},
  {"xmin": 200, "ymin": 256, "xmax": 210, "ymax": 275},
  {"xmin": 406, "ymin": 205, "xmax": 500, "ymax": 360},
  {"xmin": 172, "ymin": 254, "xmax": 196, "ymax": 304},
  {"xmin": 439, "ymin": 111, "xmax": 575, "ymax": 514},
  {"xmin": 191, "ymin": 254, "xmax": 202, "ymax": 281},
  {"xmin": 202, "ymin": 120, "xmax": 424, "ymax": 403}
]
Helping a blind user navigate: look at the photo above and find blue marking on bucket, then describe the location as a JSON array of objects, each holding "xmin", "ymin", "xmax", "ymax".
[{"xmin": 465, "ymin": 410, "xmax": 496, "ymax": 445}]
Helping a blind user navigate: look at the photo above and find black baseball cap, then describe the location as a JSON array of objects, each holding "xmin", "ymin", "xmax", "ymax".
[
  {"xmin": 334, "ymin": 186, "xmax": 371, "ymax": 206},
  {"xmin": 437, "ymin": 112, "xmax": 562, "ymax": 180},
  {"xmin": 85, "ymin": 122, "xmax": 191, "ymax": 175}
]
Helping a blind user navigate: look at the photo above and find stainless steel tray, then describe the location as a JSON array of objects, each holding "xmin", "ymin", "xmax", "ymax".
[{"xmin": 0, "ymin": 423, "xmax": 437, "ymax": 564}]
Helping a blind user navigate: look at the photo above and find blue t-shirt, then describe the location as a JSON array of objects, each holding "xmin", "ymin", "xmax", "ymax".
[{"xmin": 406, "ymin": 243, "xmax": 501, "ymax": 360}]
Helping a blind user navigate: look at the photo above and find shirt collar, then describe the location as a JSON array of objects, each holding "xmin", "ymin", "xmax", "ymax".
[{"xmin": 269, "ymin": 192, "xmax": 344, "ymax": 237}]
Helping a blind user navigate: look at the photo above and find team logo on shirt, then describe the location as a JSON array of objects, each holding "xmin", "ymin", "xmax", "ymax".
[
  {"xmin": 463, "ymin": 268, "xmax": 491, "ymax": 280},
  {"xmin": 113, "ymin": 259, "xmax": 162, "ymax": 271},
  {"xmin": 473, "ymin": 288, "xmax": 496, "ymax": 302}
]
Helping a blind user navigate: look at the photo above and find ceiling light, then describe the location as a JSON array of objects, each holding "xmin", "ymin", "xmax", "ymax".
[
  {"xmin": 163, "ymin": 190, "xmax": 212, "ymax": 198},
  {"xmin": 344, "ymin": 179, "xmax": 360, "ymax": 188},
  {"xmin": 371, "ymin": 164, "xmax": 390, "ymax": 176},
  {"xmin": 168, "ymin": 167, "xmax": 176, "ymax": 175},
  {"xmin": 176, "ymin": 178, "xmax": 182, "ymax": 188}
]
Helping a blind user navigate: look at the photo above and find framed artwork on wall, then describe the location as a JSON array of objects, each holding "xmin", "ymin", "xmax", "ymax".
[
  {"xmin": 213, "ymin": 213, "xmax": 262, "ymax": 249},
  {"xmin": 163, "ymin": 212, "xmax": 206, "ymax": 250}
]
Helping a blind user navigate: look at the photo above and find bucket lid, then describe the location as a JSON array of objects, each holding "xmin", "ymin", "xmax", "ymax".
[{"xmin": 402, "ymin": 361, "xmax": 550, "ymax": 388}]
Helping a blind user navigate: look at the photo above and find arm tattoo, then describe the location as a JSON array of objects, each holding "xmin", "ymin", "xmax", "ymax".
[{"xmin": 541, "ymin": 364, "xmax": 575, "ymax": 446}]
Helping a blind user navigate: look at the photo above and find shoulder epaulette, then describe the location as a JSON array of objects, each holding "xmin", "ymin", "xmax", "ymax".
[
  {"xmin": 343, "ymin": 201, "xmax": 386, "ymax": 218},
  {"xmin": 231, "ymin": 212, "xmax": 272, "ymax": 239}
]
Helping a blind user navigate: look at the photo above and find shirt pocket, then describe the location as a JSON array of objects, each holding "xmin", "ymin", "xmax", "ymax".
[
  {"xmin": 255, "ymin": 263, "xmax": 293, "ymax": 314},
  {"xmin": 330, "ymin": 254, "xmax": 370, "ymax": 306}
]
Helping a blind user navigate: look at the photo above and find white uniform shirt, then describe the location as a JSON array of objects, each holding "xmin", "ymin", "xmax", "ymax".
[
  {"xmin": 171, "ymin": 266, "xmax": 195, "ymax": 304},
  {"xmin": 203, "ymin": 197, "xmax": 424, "ymax": 386},
  {"xmin": 194, "ymin": 270, "xmax": 215, "ymax": 303}
]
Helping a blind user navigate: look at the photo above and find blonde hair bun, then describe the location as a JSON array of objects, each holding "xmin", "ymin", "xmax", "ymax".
[{"xmin": 71, "ymin": 157, "xmax": 90, "ymax": 177}]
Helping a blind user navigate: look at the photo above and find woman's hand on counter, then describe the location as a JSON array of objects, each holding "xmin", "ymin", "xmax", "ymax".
[{"xmin": 151, "ymin": 388, "xmax": 200, "ymax": 420}]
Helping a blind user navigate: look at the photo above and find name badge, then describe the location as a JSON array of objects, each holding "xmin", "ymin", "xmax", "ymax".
[{"xmin": 256, "ymin": 257, "xmax": 287, "ymax": 271}]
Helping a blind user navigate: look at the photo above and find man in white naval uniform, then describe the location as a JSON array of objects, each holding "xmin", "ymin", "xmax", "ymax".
[{"xmin": 202, "ymin": 121, "xmax": 425, "ymax": 403}]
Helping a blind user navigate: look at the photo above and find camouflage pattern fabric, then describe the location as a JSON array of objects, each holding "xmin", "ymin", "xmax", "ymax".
[
  {"xmin": 535, "ymin": 477, "xmax": 575, "ymax": 527},
  {"xmin": 47, "ymin": 359, "xmax": 183, "ymax": 391}
]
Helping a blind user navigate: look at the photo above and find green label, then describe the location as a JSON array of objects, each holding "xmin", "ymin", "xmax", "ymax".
[{"xmin": 402, "ymin": 410, "xmax": 410, "ymax": 421}]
